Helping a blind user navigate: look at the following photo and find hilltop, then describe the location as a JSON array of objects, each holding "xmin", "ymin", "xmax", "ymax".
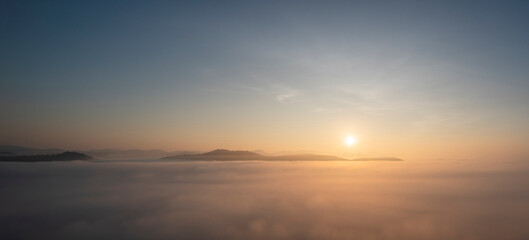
[
  {"xmin": 0, "ymin": 145, "xmax": 64, "ymax": 156},
  {"xmin": 162, "ymin": 149, "xmax": 402, "ymax": 162},
  {"xmin": 163, "ymin": 149, "xmax": 265, "ymax": 161},
  {"xmin": 0, "ymin": 145, "xmax": 199, "ymax": 160},
  {"xmin": 0, "ymin": 146, "xmax": 402, "ymax": 162},
  {"xmin": 0, "ymin": 151, "xmax": 93, "ymax": 162}
]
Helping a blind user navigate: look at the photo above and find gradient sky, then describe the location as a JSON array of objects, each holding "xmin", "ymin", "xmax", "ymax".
[{"xmin": 1, "ymin": 1, "xmax": 529, "ymax": 159}]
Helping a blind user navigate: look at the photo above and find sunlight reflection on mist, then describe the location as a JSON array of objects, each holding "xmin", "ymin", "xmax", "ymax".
[{"xmin": 1, "ymin": 160, "xmax": 529, "ymax": 240}]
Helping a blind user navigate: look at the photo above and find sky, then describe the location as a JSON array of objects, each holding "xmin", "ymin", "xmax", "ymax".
[{"xmin": 1, "ymin": 1, "xmax": 529, "ymax": 159}]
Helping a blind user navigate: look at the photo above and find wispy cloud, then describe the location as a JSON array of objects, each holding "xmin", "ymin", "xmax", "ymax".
[
  {"xmin": 275, "ymin": 89, "xmax": 301, "ymax": 103},
  {"xmin": 235, "ymin": 83, "xmax": 303, "ymax": 104}
]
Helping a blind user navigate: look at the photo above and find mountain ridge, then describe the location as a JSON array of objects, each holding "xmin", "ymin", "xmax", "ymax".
[
  {"xmin": 0, "ymin": 151, "xmax": 93, "ymax": 162},
  {"xmin": 0, "ymin": 145, "xmax": 199, "ymax": 160},
  {"xmin": 162, "ymin": 149, "xmax": 402, "ymax": 161},
  {"xmin": 0, "ymin": 146, "xmax": 403, "ymax": 162}
]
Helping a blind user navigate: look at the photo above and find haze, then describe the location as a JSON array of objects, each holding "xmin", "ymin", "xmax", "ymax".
[{"xmin": 1, "ymin": 159, "xmax": 529, "ymax": 240}]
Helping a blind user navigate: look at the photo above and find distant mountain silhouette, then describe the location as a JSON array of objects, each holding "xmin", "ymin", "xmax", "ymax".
[
  {"xmin": 0, "ymin": 145, "xmax": 402, "ymax": 162},
  {"xmin": 202, "ymin": 149, "xmax": 261, "ymax": 156},
  {"xmin": 0, "ymin": 145, "xmax": 65, "ymax": 156},
  {"xmin": 84, "ymin": 149, "xmax": 200, "ymax": 160},
  {"xmin": 164, "ymin": 149, "xmax": 265, "ymax": 160},
  {"xmin": 162, "ymin": 149, "xmax": 402, "ymax": 161},
  {"xmin": 0, "ymin": 145, "xmax": 200, "ymax": 160},
  {"xmin": 0, "ymin": 151, "xmax": 93, "ymax": 162}
]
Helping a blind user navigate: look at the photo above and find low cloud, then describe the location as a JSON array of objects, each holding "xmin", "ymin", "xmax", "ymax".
[{"xmin": 1, "ymin": 160, "xmax": 529, "ymax": 240}]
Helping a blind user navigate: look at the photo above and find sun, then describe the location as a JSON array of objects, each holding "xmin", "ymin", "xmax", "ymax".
[{"xmin": 345, "ymin": 136, "xmax": 356, "ymax": 146}]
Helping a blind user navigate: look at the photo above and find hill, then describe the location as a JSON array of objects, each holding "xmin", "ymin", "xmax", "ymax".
[
  {"xmin": 0, "ymin": 145, "xmax": 64, "ymax": 156},
  {"xmin": 0, "ymin": 145, "xmax": 200, "ymax": 160},
  {"xmin": 83, "ymin": 149, "xmax": 200, "ymax": 160},
  {"xmin": 0, "ymin": 151, "xmax": 93, "ymax": 162},
  {"xmin": 163, "ymin": 149, "xmax": 265, "ymax": 161},
  {"xmin": 162, "ymin": 149, "xmax": 402, "ymax": 162}
]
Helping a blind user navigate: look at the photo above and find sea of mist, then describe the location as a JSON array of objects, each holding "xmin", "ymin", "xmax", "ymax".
[{"xmin": 1, "ymin": 159, "xmax": 529, "ymax": 240}]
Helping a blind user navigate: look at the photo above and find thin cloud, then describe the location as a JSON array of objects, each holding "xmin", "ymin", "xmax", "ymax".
[
  {"xmin": 275, "ymin": 89, "xmax": 301, "ymax": 103},
  {"xmin": 236, "ymin": 83, "xmax": 302, "ymax": 104}
]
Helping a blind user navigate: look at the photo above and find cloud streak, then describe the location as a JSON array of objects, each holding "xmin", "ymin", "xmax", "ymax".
[{"xmin": 236, "ymin": 84, "xmax": 302, "ymax": 103}]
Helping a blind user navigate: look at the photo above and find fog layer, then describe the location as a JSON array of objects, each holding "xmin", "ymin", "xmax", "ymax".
[{"xmin": 1, "ymin": 160, "xmax": 529, "ymax": 239}]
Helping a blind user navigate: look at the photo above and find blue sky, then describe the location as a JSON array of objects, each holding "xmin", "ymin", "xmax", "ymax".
[{"xmin": 1, "ymin": 1, "xmax": 529, "ymax": 158}]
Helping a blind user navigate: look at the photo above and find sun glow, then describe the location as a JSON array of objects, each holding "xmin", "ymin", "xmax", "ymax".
[{"xmin": 345, "ymin": 136, "xmax": 356, "ymax": 146}]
